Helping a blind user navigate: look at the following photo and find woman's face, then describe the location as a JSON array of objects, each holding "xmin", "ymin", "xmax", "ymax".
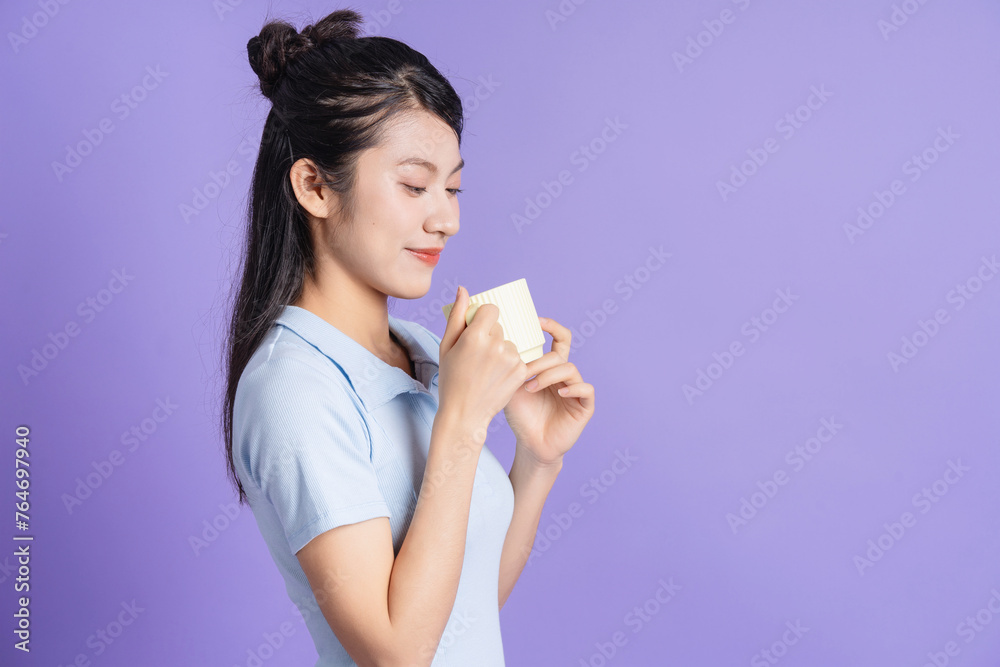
[{"xmin": 317, "ymin": 108, "xmax": 463, "ymax": 301}]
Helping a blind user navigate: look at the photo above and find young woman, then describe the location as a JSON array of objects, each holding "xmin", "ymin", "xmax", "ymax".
[{"xmin": 221, "ymin": 9, "xmax": 595, "ymax": 666}]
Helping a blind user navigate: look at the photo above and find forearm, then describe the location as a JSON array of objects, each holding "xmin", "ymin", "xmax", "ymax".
[
  {"xmin": 498, "ymin": 448, "xmax": 563, "ymax": 609},
  {"xmin": 386, "ymin": 412, "xmax": 482, "ymax": 664}
]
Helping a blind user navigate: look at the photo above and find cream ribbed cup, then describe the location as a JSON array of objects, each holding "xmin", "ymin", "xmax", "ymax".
[{"xmin": 441, "ymin": 278, "xmax": 545, "ymax": 363}]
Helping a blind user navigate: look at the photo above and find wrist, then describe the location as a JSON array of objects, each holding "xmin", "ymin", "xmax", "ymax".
[
  {"xmin": 512, "ymin": 446, "xmax": 564, "ymax": 474},
  {"xmin": 434, "ymin": 407, "xmax": 491, "ymax": 449}
]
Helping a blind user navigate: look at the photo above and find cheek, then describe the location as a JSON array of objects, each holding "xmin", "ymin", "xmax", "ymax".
[{"xmin": 372, "ymin": 183, "xmax": 412, "ymax": 221}]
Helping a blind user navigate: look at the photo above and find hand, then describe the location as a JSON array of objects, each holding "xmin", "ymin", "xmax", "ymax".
[
  {"xmin": 503, "ymin": 316, "xmax": 595, "ymax": 466},
  {"xmin": 437, "ymin": 287, "xmax": 530, "ymax": 445}
]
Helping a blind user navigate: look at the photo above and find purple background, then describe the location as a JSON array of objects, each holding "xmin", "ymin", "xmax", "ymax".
[{"xmin": 3, "ymin": 0, "xmax": 999, "ymax": 665}]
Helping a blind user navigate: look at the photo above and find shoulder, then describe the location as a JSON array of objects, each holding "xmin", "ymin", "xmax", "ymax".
[
  {"xmin": 234, "ymin": 324, "xmax": 366, "ymax": 434},
  {"xmin": 232, "ymin": 326, "xmax": 373, "ymax": 486}
]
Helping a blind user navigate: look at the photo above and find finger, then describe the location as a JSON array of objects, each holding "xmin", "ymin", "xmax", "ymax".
[
  {"xmin": 524, "ymin": 350, "xmax": 564, "ymax": 379},
  {"xmin": 471, "ymin": 302, "xmax": 501, "ymax": 331},
  {"xmin": 524, "ymin": 362, "xmax": 581, "ymax": 392},
  {"xmin": 538, "ymin": 316, "xmax": 572, "ymax": 361},
  {"xmin": 440, "ymin": 286, "xmax": 469, "ymax": 354},
  {"xmin": 556, "ymin": 382, "xmax": 595, "ymax": 410}
]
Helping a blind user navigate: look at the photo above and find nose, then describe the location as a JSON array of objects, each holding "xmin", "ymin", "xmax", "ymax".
[{"xmin": 427, "ymin": 192, "xmax": 459, "ymax": 237}]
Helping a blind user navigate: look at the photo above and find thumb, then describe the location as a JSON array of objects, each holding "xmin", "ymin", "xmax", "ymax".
[{"xmin": 440, "ymin": 285, "xmax": 468, "ymax": 355}]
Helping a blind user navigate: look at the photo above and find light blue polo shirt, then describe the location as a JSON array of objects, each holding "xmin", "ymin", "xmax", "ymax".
[{"xmin": 233, "ymin": 304, "xmax": 515, "ymax": 666}]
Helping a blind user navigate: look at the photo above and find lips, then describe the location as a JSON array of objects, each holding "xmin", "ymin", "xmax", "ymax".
[{"xmin": 406, "ymin": 248, "xmax": 442, "ymax": 265}]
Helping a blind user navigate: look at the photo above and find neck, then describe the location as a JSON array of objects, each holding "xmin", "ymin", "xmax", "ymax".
[{"xmin": 292, "ymin": 267, "xmax": 397, "ymax": 363}]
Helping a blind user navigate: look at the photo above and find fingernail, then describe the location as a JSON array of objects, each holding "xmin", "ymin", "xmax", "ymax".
[{"xmin": 525, "ymin": 379, "xmax": 538, "ymax": 391}]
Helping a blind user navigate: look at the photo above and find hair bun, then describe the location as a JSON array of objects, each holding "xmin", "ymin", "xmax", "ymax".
[
  {"xmin": 247, "ymin": 9, "xmax": 364, "ymax": 100},
  {"xmin": 301, "ymin": 8, "xmax": 364, "ymax": 45}
]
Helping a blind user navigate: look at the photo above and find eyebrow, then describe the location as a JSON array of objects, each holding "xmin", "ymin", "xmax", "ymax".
[{"xmin": 395, "ymin": 156, "xmax": 464, "ymax": 175}]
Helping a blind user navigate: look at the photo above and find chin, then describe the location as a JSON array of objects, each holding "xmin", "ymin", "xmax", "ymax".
[{"xmin": 389, "ymin": 278, "xmax": 433, "ymax": 301}]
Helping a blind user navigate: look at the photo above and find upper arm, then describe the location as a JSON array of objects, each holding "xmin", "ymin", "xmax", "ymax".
[
  {"xmin": 237, "ymin": 356, "xmax": 402, "ymax": 665},
  {"xmin": 296, "ymin": 518, "xmax": 398, "ymax": 667}
]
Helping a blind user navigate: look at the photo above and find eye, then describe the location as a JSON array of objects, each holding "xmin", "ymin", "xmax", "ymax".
[{"xmin": 404, "ymin": 184, "xmax": 464, "ymax": 197}]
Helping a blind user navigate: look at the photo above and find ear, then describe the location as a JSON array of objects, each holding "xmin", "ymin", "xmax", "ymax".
[{"xmin": 289, "ymin": 158, "xmax": 338, "ymax": 220}]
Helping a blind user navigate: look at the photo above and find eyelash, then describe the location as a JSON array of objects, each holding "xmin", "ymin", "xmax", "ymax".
[{"xmin": 405, "ymin": 185, "xmax": 463, "ymax": 196}]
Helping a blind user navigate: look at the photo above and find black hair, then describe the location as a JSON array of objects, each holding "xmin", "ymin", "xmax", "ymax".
[{"xmin": 221, "ymin": 7, "xmax": 464, "ymax": 504}]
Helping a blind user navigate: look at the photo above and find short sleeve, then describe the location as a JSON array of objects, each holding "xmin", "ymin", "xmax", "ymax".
[{"xmin": 235, "ymin": 354, "xmax": 390, "ymax": 555}]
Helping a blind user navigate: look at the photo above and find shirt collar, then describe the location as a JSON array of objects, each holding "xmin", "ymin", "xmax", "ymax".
[{"xmin": 274, "ymin": 305, "xmax": 439, "ymax": 411}]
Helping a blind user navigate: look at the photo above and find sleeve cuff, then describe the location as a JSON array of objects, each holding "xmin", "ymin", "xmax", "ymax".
[{"xmin": 288, "ymin": 500, "xmax": 392, "ymax": 554}]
